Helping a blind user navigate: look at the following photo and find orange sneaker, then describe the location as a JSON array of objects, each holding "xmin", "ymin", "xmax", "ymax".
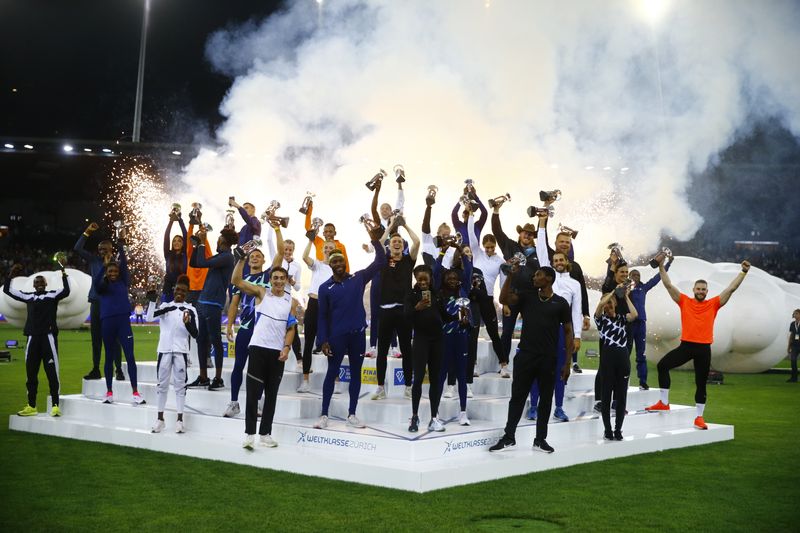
[
  {"xmin": 693, "ymin": 416, "xmax": 708, "ymax": 430},
  {"xmin": 645, "ymin": 400, "xmax": 670, "ymax": 411}
]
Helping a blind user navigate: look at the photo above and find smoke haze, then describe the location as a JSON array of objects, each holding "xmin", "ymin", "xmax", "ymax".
[{"xmin": 178, "ymin": 0, "xmax": 800, "ymax": 274}]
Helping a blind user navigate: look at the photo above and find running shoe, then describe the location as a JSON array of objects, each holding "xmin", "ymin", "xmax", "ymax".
[
  {"xmin": 103, "ymin": 392, "xmax": 114, "ymax": 404},
  {"xmin": 243, "ymin": 435, "xmax": 255, "ymax": 450},
  {"xmin": 371, "ymin": 387, "xmax": 386, "ymax": 400},
  {"xmin": 603, "ymin": 430, "xmax": 614, "ymax": 441},
  {"xmin": 645, "ymin": 400, "xmax": 670, "ymax": 412},
  {"xmin": 443, "ymin": 385, "xmax": 455, "ymax": 398},
  {"xmin": 614, "ymin": 429, "xmax": 624, "ymax": 440},
  {"xmin": 83, "ymin": 368, "xmax": 101, "ymax": 380},
  {"xmin": 572, "ymin": 363, "xmax": 583, "ymax": 374},
  {"xmin": 404, "ymin": 386, "xmax": 412, "ymax": 399},
  {"xmin": 639, "ymin": 382, "xmax": 650, "ymax": 390},
  {"xmin": 428, "ymin": 418, "xmax": 445, "ymax": 432},
  {"xmin": 314, "ymin": 415, "xmax": 329, "ymax": 429},
  {"xmin": 115, "ymin": 368, "xmax": 125, "ymax": 381},
  {"xmin": 186, "ymin": 376, "xmax": 210, "ymax": 388},
  {"xmin": 346, "ymin": 415, "xmax": 366, "ymax": 428},
  {"xmin": 408, "ymin": 415, "xmax": 419, "ymax": 433},
  {"xmin": 499, "ymin": 367, "xmax": 511, "ymax": 378},
  {"xmin": 489, "ymin": 435, "xmax": 516, "ymax": 452},
  {"xmin": 175, "ymin": 420, "xmax": 186, "ymax": 434},
  {"xmin": 223, "ymin": 401, "xmax": 240, "ymax": 418},
  {"xmin": 553, "ymin": 407, "xmax": 569, "ymax": 422},
  {"xmin": 693, "ymin": 416, "xmax": 708, "ymax": 430},
  {"xmin": 532, "ymin": 439, "xmax": 555, "ymax": 453},
  {"xmin": 526, "ymin": 405, "xmax": 537, "ymax": 420},
  {"xmin": 259, "ymin": 435, "xmax": 278, "ymax": 447},
  {"xmin": 296, "ymin": 381, "xmax": 310, "ymax": 393},
  {"xmin": 50, "ymin": 405, "xmax": 61, "ymax": 417},
  {"xmin": 208, "ymin": 377, "xmax": 225, "ymax": 391},
  {"xmin": 152, "ymin": 419, "xmax": 166, "ymax": 433},
  {"xmin": 133, "ymin": 392, "xmax": 146, "ymax": 405},
  {"xmin": 17, "ymin": 405, "xmax": 37, "ymax": 416},
  {"xmin": 458, "ymin": 411, "xmax": 471, "ymax": 426},
  {"xmin": 466, "ymin": 385, "xmax": 474, "ymax": 398}
]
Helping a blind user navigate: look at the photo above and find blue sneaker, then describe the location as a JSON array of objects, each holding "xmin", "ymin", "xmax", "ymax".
[
  {"xmin": 553, "ymin": 407, "xmax": 569, "ymax": 422},
  {"xmin": 526, "ymin": 406, "xmax": 537, "ymax": 420}
]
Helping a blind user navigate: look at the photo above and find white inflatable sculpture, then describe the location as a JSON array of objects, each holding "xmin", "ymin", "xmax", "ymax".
[
  {"xmin": 583, "ymin": 257, "xmax": 800, "ymax": 373},
  {"xmin": 0, "ymin": 268, "xmax": 92, "ymax": 330}
]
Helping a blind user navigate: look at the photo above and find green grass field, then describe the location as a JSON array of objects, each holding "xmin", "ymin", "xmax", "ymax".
[{"xmin": 0, "ymin": 323, "xmax": 796, "ymax": 532}]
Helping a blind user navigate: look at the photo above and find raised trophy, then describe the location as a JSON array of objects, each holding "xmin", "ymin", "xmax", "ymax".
[
  {"xmin": 299, "ymin": 192, "xmax": 315, "ymax": 214},
  {"xmin": 649, "ymin": 247, "xmax": 673, "ymax": 268},
  {"xmin": 455, "ymin": 297, "xmax": 471, "ymax": 323},
  {"xmin": 433, "ymin": 232, "xmax": 463, "ymax": 249},
  {"xmin": 359, "ymin": 213, "xmax": 378, "ymax": 231},
  {"xmin": 488, "ymin": 193, "xmax": 511, "ymax": 209},
  {"xmin": 426, "ymin": 185, "xmax": 438, "ymax": 205},
  {"xmin": 310, "ymin": 217, "xmax": 324, "ymax": 232},
  {"xmin": 170, "ymin": 203, "xmax": 182, "ymax": 218},
  {"xmin": 241, "ymin": 236, "xmax": 263, "ymax": 255},
  {"xmin": 511, "ymin": 251, "xmax": 527, "ymax": 267},
  {"xmin": 464, "ymin": 178, "xmax": 475, "ymax": 194},
  {"xmin": 558, "ymin": 223, "xmax": 579, "ymax": 239},
  {"xmin": 224, "ymin": 209, "xmax": 236, "ymax": 230},
  {"xmin": 527, "ymin": 205, "xmax": 555, "ymax": 218},
  {"xmin": 261, "ymin": 200, "xmax": 289, "ymax": 228},
  {"xmin": 52, "ymin": 251, "xmax": 67, "ymax": 268},
  {"xmin": 607, "ymin": 242, "xmax": 625, "ymax": 265},
  {"xmin": 147, "ymin": 274, "xmax": 163, "ymax": 289},
  {"xmin": 201, "ymin": 222, "xmax": 213, "ymax": 232},
  {"xmin": 459, "ymin": 194, "xmax": 478, "ymax": 211},
  {"xmin": 365, "ymin": 169, "xmax": 387, "ymax": 191},
  {"xmin": 539, "ymin": 189, "xmax": 562, "ymax": 203},
  {"xmin": 228, "ymin": 196, "xmax": 236, "ymax": 207},
  {"xmin": 393, "ymin": 164, "xmax": 405, "ymax": 183},
  {"xmin": 112, "ymin": 219, "xmax": 132, "ymax": 241},
  {"xmin": 189, "ymin": 202, "xmax": 203, "ymax": 225}
]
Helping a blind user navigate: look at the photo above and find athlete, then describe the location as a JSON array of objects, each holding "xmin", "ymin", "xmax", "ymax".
[
  {"xmin": 146, "ymin": 275, "xmax": 198, "ymax": 434},
  {"xmin": 5, "ymin": 262, "xmax": 70, "ymax": 417},
  {"xmin": 232, "ymin": 256, "xmax": 298, "ymax": 450},
  {"xmin": 594, "ymin": 287, "xmax": 637, "ymax": 440},
  {"xmin": 628, "ymin": 260, "xmax": 671, "ymax": 389},
  {"xmin": 314, "ymin": 223, "xmax": 386, "ymax": 430},
  {"xmin": 93, "ymin": 235, "xmax": 143, "ymax": 405},
  {"xmin": 163, "ymin": 210, "xmax": 187, "ymax": 302},
  {"xmin": 645, "ymin": 257, "xmax": 751, "ymax": 430},
  {"xmin": 304, "ymin": 199, "xmax": 350, "ymax": 272}
]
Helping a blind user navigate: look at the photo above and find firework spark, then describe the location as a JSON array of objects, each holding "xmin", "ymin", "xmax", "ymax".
[{"xmin": 104, "ymin": 156, "xmax": 170, "ymax": 288}]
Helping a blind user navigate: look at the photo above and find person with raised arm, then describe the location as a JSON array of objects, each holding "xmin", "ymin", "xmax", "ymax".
[
  {"xmin": 313, "ymin": 223, "xmax": 386, "ymax": 430},
  {"xmin": 594, "ymin": 286, "xmax": 637, "ymax": 441},
  {"xmin": 163, "ymin": 210, "xmax": 187, "ymax": 302},
  {"xmin": 628, "ymin": 258, "xmax": 672, "ymax": 390},
  {"xmin": 645, "ymin": 257, "xmax": 752, "ymax": 430},
  {"xmin": 231, "ymin": 252, "xmax": 298, "ymax": 450},
  {"xmin": 304, "ymin": 199, "xmax": 349, "ymax": 273},
  {"xmin": 5, "ymin": 261, "xmax": 70, "ymax": 417}
]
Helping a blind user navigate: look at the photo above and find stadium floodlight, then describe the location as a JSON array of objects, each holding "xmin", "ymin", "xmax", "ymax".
[
  {"xmin": 3, "ymin": 144, "xmax": 13, "ymax": 149},
  {"xmin": 83, "ymin": 148, "xmax": 92, "ymax": 152},
  {"xmin": 63, "ymin": 144, "xmax": 74, "ymax": 152},
  {"xmin": 172, "ymin": 150, "xmax": 181, "ymax": 155},
  {"xmin": 102, "ymin": 148, "xmax": 112, "ymax": 153},
  {"xmin": 23, "ymin": 144, "xmax": 33, "ymax": 149}
]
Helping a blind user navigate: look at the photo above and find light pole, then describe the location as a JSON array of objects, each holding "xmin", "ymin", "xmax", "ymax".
[{"xmin": 132, "ymin": 0, "xmax": 151, "ymax": 143}]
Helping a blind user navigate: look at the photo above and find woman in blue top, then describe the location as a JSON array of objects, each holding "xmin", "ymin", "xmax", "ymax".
[{"xmin": 93, "ymin": 242, "xmax": 142, "ymax": 405}]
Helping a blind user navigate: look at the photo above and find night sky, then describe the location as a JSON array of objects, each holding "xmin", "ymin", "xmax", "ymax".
[{"xmin": 1, "ymin": 0, "xmax": 282, "ymax": 142}]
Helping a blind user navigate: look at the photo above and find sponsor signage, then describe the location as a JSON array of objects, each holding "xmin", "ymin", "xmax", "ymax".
[{"xmin": 296, "ymin": 430, "xmax": 377, "ymax": 452}]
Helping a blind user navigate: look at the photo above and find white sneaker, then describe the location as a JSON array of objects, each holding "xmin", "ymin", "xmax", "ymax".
[
  {"xmin": 243, "ymin": 434, "xmax": 255, "ymax": 450},
  {"xmin": 458, "ymin": 411, "xmax": 471, "ymax": 426},
  {"xmin": 371, "ymin": 386, "xmax": 386, "ymax": 400},
  {"xmin": 334, "ymin": 381, "xmax": 343, "ymax": 394},
  {"xmin": 151, "ymin": 419, "xmax": 165, "ymax": 433},
  {"xmin": 175, "ymin": 420, "xmax": 185, "ymax": 434},
  {"xmin": 404, "ymin": 386, "xmax": 412, "ymax": 399},
  {"xmin": 133, "ymin": 392, "xmax": 146, "ymax": 405},
  {"xmin": 391, "ymin": 348, "xmax": 402, "ymax": 358},
  {"xmin": 314, "ymin": 415, "xmax": 329, "ymax": 429},
  {"xmin": 259, "ymin": 434, "xmax": 278, "ymax": 448},
  {"xmin": 443, "ymin": 385, "xmax": 455, "ymax": 398},
  {"xmin": 467, "ymin": 384, "xmax": 474, "ymax": 398},
  {"xmin": 500, "ymin": 366, "xmax": 511, "ymax": 378},
  {"xmin": 428, "ymin": 417, "xmax": 446, "ymax": 432},
  {"xmin": 297, "ymin": 380, "xmax": 310, "ymax": 393},
  {"xmin": 223, "ymin": 401, "xmax": 240, "ymax": 418},
  {"xmin": 346, "ymin": 414, "xmax": 366, "ymax": 428},
  {"xmin": 473, "ymin": 371, "xmax": 480, "ymax": 378},
  {"xmin": 365, "ymin": 346, "xmax": 377, "ymax": 358}
]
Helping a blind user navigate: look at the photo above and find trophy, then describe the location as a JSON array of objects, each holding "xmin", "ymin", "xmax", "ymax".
[
  {"xmin": 147, "ymin": 274, "xmax": 163, "ymax": 289},
  {"xmin": 201, "ymin": 222, "xmax": 213, "ymax": 232},
  {"xmin": 299, "ymin": 192, "xmax": 315, "ymax": 214},
  {"xmin": 189, "ymin": 202, "xmax": 202, "ymax": 225},
  {"xmin": 261, "ymin": 200, "xmax": 289, "ymax": 228},
  {"xmin": 359, "ymin": 213, "xmax": 379, "ymax": 231},
  {"xmin": 433, "ymin": 232, "xmax": 463, "ymax": 249},
  {"xmin": 455, "ymin": 297, "xmax": 471, "ymax": 323},
  {"xmin": 539, "ymin": 189, "xmax": 562, "ymax": 203},
  {"xmin": 170, "ymin": 203, "xmax": 182, "ymax": 218},
  {"xmin": 558, "ymin": 223, "xmax": 579, "ymax": 239},
  {"xmin": 459, "ymin": 194, "xmax": 479, "ymax": 211},
  {"xmin": 607, "ymin": 242, "xmax": 625, "ymax": 265},
  {"xmin": 228, "ymin": 196, "xmax": 236, "ymax": 207},
  {"xmin": 615, "ymin": 278, "xmax": 633, "ymax": 300},
  {"xmin": 225, "ymin": 209, "xmax": 236, "ymax": 230},
  {"xmin": 649, "ymin": 247, "xmax": 673, "ymax": 268},
  {"xmin": 488, "ymin": 193, "xmax": 511, "ymax": 209},
  {"xmin": 526, "ymin": 205, "xmax": 555, "ymax": 218},
  {"xmin": 365, "ymin": 169, "xmax": 387, "ymax": 191},
  {"xmin": 427, "ymin": 185, "xmax": 438, "ymax": 200},
  {"xmin": 112, "ymin": 220, "xmax": 132, "ymax": 241},
  {"xmin": 510, "ymin": 251, "xmax": 527, "ymax": 267},
  {"xmin": 310, "ymin": 217, "xmax": 324, "ymax": 232},
  {"xmin": 52, "ymin": 251, "xmax": 67, "ymax": 268},
  {"xmin": 464, "ymin": 179, "xmax": 475, "ymax": 194},
  {"xmin": 241, "ymin": 236, "xmax": 263, "ymax": 255},
  {"xmin": 393, "ymin": 164, "xmax": 405, "ymax": 183}
]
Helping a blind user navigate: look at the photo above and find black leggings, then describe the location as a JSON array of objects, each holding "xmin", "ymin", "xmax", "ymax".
[
  {"xmin": 301, "ymin": 298, "xmax": 319, "ymax": 375},
  {"xmin": 245, "ymin": 346, "xmax": 284, "ymax": 435},
  {"xmin": 26, "ymin": 334, "xmax": 60, "ymax": 408},
  {"xmin": 377, "ymin": 307, "xmax": 413, "ymax": 387},
  {"xmin": 411, "ymin": 335, "xmax": 443, "ymax": 418},
  {"xmin": 600, "ymin": 345, "xmax": 630, "ymax": 433},
  {"xmin": 474, "ymin": 292, "xmax": 504, "ymax": 364},
  {"xmin": 503, "ymin": 350, "xmax": 556, "ymax": 441},
  {"xmin": 657, "ymin": 341, "xmax": 711, "ymax": 404}
]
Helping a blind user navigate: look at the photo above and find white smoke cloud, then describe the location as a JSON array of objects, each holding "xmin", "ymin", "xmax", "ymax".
[{"xmin": 177, "ymin": 0, "xmax": 800, "ymax": 275}]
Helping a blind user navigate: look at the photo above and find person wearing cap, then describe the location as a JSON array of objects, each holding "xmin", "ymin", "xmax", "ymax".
[{"xmin": 491, "ymin": 201, "xmax": 541, "ymax": 375}]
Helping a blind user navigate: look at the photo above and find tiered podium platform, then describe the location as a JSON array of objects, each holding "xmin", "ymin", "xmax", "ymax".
[{"xmin": 9, "ymin": 338, "xmax": 733, "ymax": 492}]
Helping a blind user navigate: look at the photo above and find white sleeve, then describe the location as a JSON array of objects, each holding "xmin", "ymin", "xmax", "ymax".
[
  {"xmin": 570, "ymin": 282, "xmax": 582, "ymax": 339},
  {"xmin": 422, "ymin": 232, "xmax": 436, "ymax": 257},
  {"xmin": 291, "ymin": 262, "xmax": 301, "ymax": 292},
  {"xmin": 265, "ymin": 226, "xmax": 277, "ymax": 264},
  {"xmin": 468, "ymin": 215, "xmax": 485, "ymax": 261},
  {"xmin": 396, "ymin": 188, "xmax": 405, "ymax": 214},
  {"xmin": 145, "ymin": 301, "xmax": 158, "ymax": 322},
  {"xmin": 536, "ymin": 228, "xmax": 550, "ymax": 267}
]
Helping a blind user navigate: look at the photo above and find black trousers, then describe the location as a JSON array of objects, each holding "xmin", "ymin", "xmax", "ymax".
[
  {"xmin": 245, "ymin": 346, "xmax": 284, "ymax": 435},
  {"xmin": 411, "ymin": 334, "xmax": 443, "ymax": 418},
  {"xmin": 500, "ymin": 306, "xmax": 521, "ymax": 363},
  {"xmin": 376, "ymin": 306, "xmax": 413, "ymax": 387},
  {"xmin": 595, "ymin": 330, "xmax": 633, "ymax": 401},
  {"xmin": 26, "ymin": 334, "xmax": 60, "ymax": 408},
  {"xmin": 600, "ymin": 345, "xmax": 630, "ymax": 433},
  {"xmin": 503, "ymin": 350, "xmax": 556, "ymax": 441},
  {"xmin": 789, "ymin": 344, "xmax": 799, "ymax": 380},
  {"xmin": 657, "ymin": 341, "xmax": 711, "ymax": 404},
  {"xmin": 474, "ymin": 292, "xmax": 505, "ymax": 364},
  {"xmin": 302, "ymin": 297, "xmax": 319, "ymax": 375}
]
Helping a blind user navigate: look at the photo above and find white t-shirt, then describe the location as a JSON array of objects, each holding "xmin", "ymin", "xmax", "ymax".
[
  {"xmin": 309, "ymin": 258, "xmax": 333, "ymax": 297},
  {"xmin": 250, "ymin": 291, "xmax": 296, "ymax": 351}
]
